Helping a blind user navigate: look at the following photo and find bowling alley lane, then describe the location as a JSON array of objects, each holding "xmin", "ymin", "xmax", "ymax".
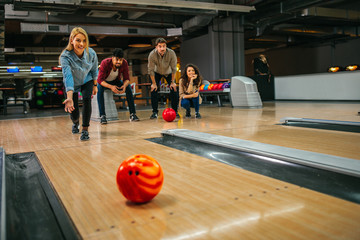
[
  {"xmin": 208, "ymin": 125, "xmax": 360, "ymax": 160},
  {"xmin": 0, "ymin": 110, "xmax": 173, "ymax": 154},
  {"xmin": 2, "ymin": 102, "xmax": 359, "ymax": 157},
  {"xmin": 35, "ymin": 138, "xmax": 360, "ymax": 240},
  {"xmin": 2, "ymin": 102, "xmax": 360, "ymax": 239}
]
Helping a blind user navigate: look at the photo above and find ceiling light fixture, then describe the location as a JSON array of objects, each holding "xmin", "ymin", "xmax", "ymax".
[{"xmin": 346, "ymin": 65, "xmax": 358, "ymax": 71}]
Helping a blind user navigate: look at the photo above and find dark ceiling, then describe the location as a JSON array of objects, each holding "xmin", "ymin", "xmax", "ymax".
[{"xmin": 1, "ymin": 0, "xmax": 360, "ymax": 63}]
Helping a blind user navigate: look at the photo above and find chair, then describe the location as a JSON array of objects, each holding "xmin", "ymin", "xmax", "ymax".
[
  {"xmin": 0, "ymin": 81, "xmax": 16, "ymax": 115},
  {"xmin": 13, "ymin": 80, "xmax": 34, "ymax": 114},
  {"xmin": 16, "ymin": 87, "xmax": 34, "ymax": 114},
  {"xmin": 0, "ymin": 80, "xmax": 34, "ymax": 114}
]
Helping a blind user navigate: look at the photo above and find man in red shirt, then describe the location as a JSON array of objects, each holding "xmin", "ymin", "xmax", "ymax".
[{"xmin": 97, "ymin": 48, "xmax": 139, "ymax": 123}]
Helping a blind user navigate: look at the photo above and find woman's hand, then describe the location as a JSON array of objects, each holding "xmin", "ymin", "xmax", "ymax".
[
  {"xmin": 187, "ymin": 92, "xmax": 199, "ymax": 98},
  {"xmin": 190, "ymin": 74, "xmax": 197, "ymax": 81},
  {"xmin": 63, "ymin": 98, "xmax": 75, "ymax": 113}
]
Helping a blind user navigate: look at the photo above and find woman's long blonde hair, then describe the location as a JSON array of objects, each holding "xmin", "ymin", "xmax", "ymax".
[{"xmin": 59, "ymin": 27, "xmax": 89, "ymax": 63}]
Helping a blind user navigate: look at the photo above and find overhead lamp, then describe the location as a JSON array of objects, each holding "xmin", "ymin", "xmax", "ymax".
[
  {"xmin": 345, "ymin": 65, "xmax": 358, "ymax": 71},
  {"xmin": 31, "ymin": 66, "xmax": 43, "ymax": 72},
  {"xmin": 87, "ymin": 10, "xmax": 118, "ymax": 18},
  {"xmin": 328, "ymin": 66, "xmax": 341, "ymax": 73},
  {"xmin": 128, "ymin": 37, "xmax": 152, "ymax": 48},
  {"xmin": 7, "ymin": 66, "xmax": 19, "ymax": 73}
]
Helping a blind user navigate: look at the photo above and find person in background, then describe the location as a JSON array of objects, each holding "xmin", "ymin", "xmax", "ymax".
[
  {"xmin": 253, "ymin": 54, "xmax": 272, "ymax": 82},
  {"xmin": 97, "ymin": 48, "xmax": 139, "ymax": 123},
  {"xmin": 60, "ymin": 27, "xmax": 98, "ymax": 141},
  {"xmin": 147, "ymin": 38, "xmax": 179, "ymax": 119},
  {"xmin": 179, "ymin": 63, "xmax": 202, "ymax": 119}
]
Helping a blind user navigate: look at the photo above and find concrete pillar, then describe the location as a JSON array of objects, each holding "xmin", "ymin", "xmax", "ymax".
[{"xmin": 209, "ymin": 15, "xmax": 245, "ymax": 79}]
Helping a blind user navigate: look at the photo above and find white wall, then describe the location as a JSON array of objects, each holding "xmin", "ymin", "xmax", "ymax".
[{"xmin": 275, "ymin": 71, "xmax": 360, "ymax": 100}]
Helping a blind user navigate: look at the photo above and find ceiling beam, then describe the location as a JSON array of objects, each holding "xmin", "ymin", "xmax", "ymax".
[
  {"xmin": 302, "ymin": 7, "xmax": 360, "ymax": 20},
  {"xmin": 84, "ymin": 0, "xmax": 255, "ymax": 13},
  {"xmin": 128, "ymin": 11, "xmax": 146, "ymax": 20}
]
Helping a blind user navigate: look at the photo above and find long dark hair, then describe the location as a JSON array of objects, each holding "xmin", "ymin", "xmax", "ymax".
[{"xmin": 180, "ymin": 63, "xmax": 202, "ymax": 89}]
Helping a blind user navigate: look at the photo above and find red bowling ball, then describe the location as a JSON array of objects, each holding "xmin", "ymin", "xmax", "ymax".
[
  {"xmin": 116, "ymin": 154, "xmax": 164, "ymax": 203},
  {"xmin": 162, "ymin": 108, "xmax": 176, "ymax": 122}
]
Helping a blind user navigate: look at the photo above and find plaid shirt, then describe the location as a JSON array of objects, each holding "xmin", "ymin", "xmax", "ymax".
[{"xmin": 97, "ymin": 58, "xmax": 130, "ymax": 84}]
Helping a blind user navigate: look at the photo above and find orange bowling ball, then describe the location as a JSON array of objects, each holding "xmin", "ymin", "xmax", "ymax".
[
  {"xmin": 162, "ymin": 108, "xmax": 176, "ymax": 122},
  {"xmin": 116, "ymin": 154, "xmax": 164, "ymax": 203}
]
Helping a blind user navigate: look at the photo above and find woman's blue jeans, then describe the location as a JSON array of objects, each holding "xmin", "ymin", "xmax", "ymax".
[{"xmin": 181, "ymin": 95, "xmax": 200, "ymax": 113}]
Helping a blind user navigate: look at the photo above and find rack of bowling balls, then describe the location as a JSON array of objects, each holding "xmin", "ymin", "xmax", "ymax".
[
  {"xmin": 199, "ymin": 82, "xmax": 231, "ymax": 92},
  {"xmin": 159, "ymin": 83, "xmax": 170, "ymax": 93},
  {"xmin": 34, "ymin": 79, "xmax": 65, "ymax": 108}
]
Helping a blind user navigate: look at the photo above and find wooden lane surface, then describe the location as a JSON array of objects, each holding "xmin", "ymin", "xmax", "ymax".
[
  {"xmin": 1, "ymin": 102, "xmax": 359, "ymax": 159},
  {"xmin": 1, "ymin": 101, "xmax": 360, "ymax": 239},
  {"xmin": 36, "ymin": 139, "xmax": 360, "ymax": 240}
]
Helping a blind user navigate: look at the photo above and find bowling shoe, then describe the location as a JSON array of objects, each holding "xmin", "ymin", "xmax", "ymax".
[
  {"xmin": 195, "ymin": 112, "xmax": 202, "ymax": 119},
  {"xmin": 130, "ymin": 113, "xmax": 140, "ymax": 122},
  {"xmin": 80, "ymin": 130, "xmax": 90, "ymax": 141},
  {"xmin": 100, "ymin": 115, "xmax": 107, "ymax": 124},
  {"xmin": 185, "ymin": 110, "xmax": 191, "ymax": 118},
  {"xmin": 150, "ymin": 112, "xmax": 158, "ymax": 119},
  {"xmin": 72, "ymin": 122, "xmax": 79, "ymax": 134}
]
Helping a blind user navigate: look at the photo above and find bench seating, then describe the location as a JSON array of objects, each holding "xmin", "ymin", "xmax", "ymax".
[
  {"xmin": 200, "ymin": 88, "xmax": 230, "ymax": 106},
  {"xmin": 199, "ymin": 80, "xmax": 231, "ymax": 106}
]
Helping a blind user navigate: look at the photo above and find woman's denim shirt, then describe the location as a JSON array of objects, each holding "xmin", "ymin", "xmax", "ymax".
[{"xmin": 60, "ymin": 48, "xmax": 98, "ymax": 92}]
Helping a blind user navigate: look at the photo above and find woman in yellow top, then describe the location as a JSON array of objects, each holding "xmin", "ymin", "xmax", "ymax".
[{"xmin": 178, "ymin": 64, "xmax": 202, "ymax": 119}]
